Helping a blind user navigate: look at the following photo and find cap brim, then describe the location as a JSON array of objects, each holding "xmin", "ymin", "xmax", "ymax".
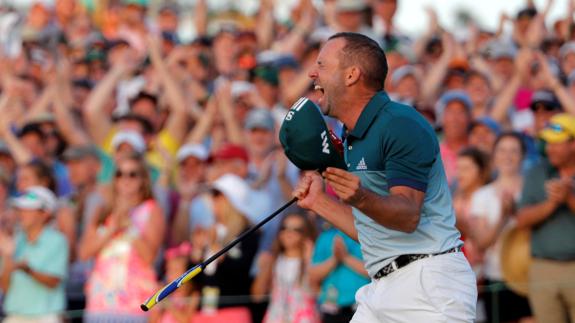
[
  {"xmin": 11, "ymin": 199, "xmax": 42, "ymax": 211},
  {"xmin": 540, "ymin": 129, "xmax": 571, "ymax": 143}
]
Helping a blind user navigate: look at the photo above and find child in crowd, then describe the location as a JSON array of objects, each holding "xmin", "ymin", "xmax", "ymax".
[{"xmin": 252, "ymin": 213, "xmax": 320, "ymax": 323}]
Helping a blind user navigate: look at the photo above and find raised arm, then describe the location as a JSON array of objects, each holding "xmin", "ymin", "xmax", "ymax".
[
  {"xmin": 535, "ymin": 51, "xmax": 575, "ymax": 114},
  {"xmin": 0, "ymin": 115, "xmax": 33, "ymax": 165},
  {"xmin": 255, "ymin": 0, "xmax": 275, "ymax": 50},
  {"xmin": 490, "ymin": 48, "xmax": 531, "ymax": 124},
  {"xmin": 53, "ymin": 61, "xmax": 91, "ymax": 146},
  {"xmin": 214, "ymin": 80, "xmax": 244, "ymax": 145},
  {"xmin": 147, "ymin": 36, "xmax": 189, "ymax": 144},
  {"xmin": 84, "ymin": 50, "xmax": 136, "ymax": 144},
  {"xmin": 420, "ymin": 33, "xmax": 454, "ymax": 105}
]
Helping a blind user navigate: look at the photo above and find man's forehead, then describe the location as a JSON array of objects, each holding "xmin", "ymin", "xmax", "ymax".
[{"xmin": 318, "ymin": 39, "xmax": 344, "ymax": 61}]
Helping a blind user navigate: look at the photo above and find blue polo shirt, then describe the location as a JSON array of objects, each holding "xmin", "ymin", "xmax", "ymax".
[
  {"xmin": 312, "ymin": 228, "xmax": 369, "ymax": 307},
  {"xmin": 344, "ymin": 92, "xmax": 462, "ymax": 277},
  {"xmin": 2, "ymin": 227, "xmax": 69, "ymax": 317}
]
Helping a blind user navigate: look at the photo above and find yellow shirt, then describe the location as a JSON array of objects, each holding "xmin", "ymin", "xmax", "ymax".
[{"xmin": 102, "ymin": 128, "xmax": 180, "ymax": 170}]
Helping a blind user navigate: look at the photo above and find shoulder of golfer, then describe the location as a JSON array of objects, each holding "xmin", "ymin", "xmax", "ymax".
[{"xmin": 340, "ymin": 98, "xmax": 438, "ymax": 225}]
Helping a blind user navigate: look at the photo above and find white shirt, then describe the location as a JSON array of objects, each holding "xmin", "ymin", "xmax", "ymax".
[{"xmin": 469, "ymin": 184, "xmax": 517, "ymax": 280}]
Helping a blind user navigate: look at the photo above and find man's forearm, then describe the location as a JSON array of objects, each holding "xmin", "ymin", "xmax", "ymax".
[
  {"xmin": 342, "ymin": 255, "xmax": 369, "ymax": 277},
  {"xmin": 311, "ymin": 195, "xmax": 358, "ymax": 241},
  {"xmin": 309, "ymin": 257, "xmax": 338, "ymax": 286},
  {"xmin": 516, "ymin": 200, "xmax": 557, "ymax": 229},
  {"xmin": 355, "ymin": 190, "xmax": 420, "ymax": 233},
  {"xmin": 24, "ymin": 266, "xmax": 60, "ymax": 289}
]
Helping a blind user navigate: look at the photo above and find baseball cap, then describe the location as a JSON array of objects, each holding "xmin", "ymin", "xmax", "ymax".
[
  {"xmin": 62, "ymin": 145, "xmax": 100, "ymax": 161},
  {"xmin": 209, "ymin": 143, "xmax": 249, "ymax": 163},
  {"xmin": 435, "ymin": 90, "xmax": 473, "ymax": 124},
  {"xmin": 211, "ymin": 174, "xmax": 261, "ymax": 222},
  {"xmin": 484, "ymin": 40, "xmax": 517, "ymax": 60},
  {"xmin": 12, "ymin": 186, "xmax": 57, "ymax": 214},
  {"xmin": 539, "ymin": 113, "xmax": 575, "ymax": 144},
  {"xmin": 335, "ymin": 0, "xmax": 367, "ymax": 12},
  {"xmin": 390, "ymin": 65, "xmax": 419, "ymax": 87},
  {"xmin": 245, "ymin": 108, "xmax": 275, "ymax": 131},
  {"xmin": 472, "ymin": 116, "xmax": 502, "ymax": 136},
  {"xmin": 111, "ymin": 131, "xmax": 146, "ymax": 154},
  {"xmin": 230, "ymin": 81, "xmax": 255, "ymax": 99},
  {"xmin": 253, "ymin": 65, "xmax": 279, "ymax": 87},
  {"xmin": 279, "ymin": 97, "xmax": 347, "ymax": 171},
  {"xmin": 121, "ymin": 0, "xmax": 148, "ymax": 6},
  {"xmin": 530, "ymin": 90, "xmax": 561, "ymax": 111},
  {"xmin": 176, "ymin": 144, "xmax": 209, "ymax": 163},
  {"xmin": 560, "ymin": 41, "xmax": 575, "ymax": 60}
]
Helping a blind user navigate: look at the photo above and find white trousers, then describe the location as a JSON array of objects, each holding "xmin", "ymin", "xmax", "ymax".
[{"xmin": 351, "ymin": 252, "xmax": 477, "ymax": 323}]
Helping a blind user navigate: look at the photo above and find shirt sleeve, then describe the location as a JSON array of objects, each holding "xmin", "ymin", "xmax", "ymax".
[
  {"xmin": 382, "ymin": 116, "xmax": 437, "ymax": 192},
  {"xmin": 469, "ymin": 188, "xmax": 487, "ymax": 219},
  {"xmin": 30, "ymin": 231, "xmax": 69, "ymax": 279}
]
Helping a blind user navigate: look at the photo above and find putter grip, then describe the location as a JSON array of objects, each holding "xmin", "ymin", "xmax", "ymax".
[{"xmin": 140, "ymin": 264, "xmax": 203, "ymax": 311}]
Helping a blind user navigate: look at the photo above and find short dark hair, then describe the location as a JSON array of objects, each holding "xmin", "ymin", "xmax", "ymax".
[
  {"xmin": 129, "ymin": 91, "xmax": 159, "ymax": 111},
  {"xmin": 18, "ymin": 123, "xmax": 44, "ymax": 139},
  {"xmin": 328, "ymin": 32, "xmax": 388, "ymax": 91},
  {"xmin": 24, "ymin": 159, "xmax": 57, "ymax": 193}
]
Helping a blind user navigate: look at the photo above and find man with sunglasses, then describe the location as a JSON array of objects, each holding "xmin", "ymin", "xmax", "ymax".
[{"xmin": 516, "ymin": 113, "xmax": 575, "ymax": 323}]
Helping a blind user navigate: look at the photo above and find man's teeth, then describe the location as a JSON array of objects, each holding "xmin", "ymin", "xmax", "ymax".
[{"xmin": 314, "ymin": 85, "xmax": 323, "ymax": 91}]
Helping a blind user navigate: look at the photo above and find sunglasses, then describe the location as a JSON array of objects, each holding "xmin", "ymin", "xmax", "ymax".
[
  {"xmin": 280, "ymin": 225, "xmax": 305, "ymax": 234},
  {"xmin": 115, "ymin": 169, "xmax": 141, "ymax": 179},
  {"xmin": 531, "ymin": 103, "xmax": 558, "ymax": 112}
]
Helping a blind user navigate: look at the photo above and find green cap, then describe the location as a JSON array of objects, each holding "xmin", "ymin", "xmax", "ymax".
[{"xmin": 279, "ymin": 98, "xmax": 347, "ymax": 171}]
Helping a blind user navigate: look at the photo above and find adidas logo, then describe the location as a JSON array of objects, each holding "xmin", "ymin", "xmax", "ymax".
[{"xmin": 356, "ymin": 158, "xmax": 367, "ymax": 170}]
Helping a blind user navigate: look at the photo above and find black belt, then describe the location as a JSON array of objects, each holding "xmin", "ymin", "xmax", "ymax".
[{"xmin": 373, "ymin": 246, "xmax": 462, "ymax": 279}]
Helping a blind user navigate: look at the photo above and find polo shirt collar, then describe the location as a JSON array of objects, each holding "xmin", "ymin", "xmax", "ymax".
[{"xmin": 348, "ymin": 92, "xmax": 390, "ymax": 139}]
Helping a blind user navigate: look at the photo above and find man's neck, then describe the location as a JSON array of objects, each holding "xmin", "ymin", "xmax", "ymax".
[
  {"xmin": 339, "ymin": 91, "xmax": 376, "ymax": 132},
  {"xmin": 25, "ymin": 225, "xmax": 45, "ymax": 243}
]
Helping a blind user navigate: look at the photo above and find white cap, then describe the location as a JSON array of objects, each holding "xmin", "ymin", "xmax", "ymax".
[
  {"xmin": 12, "ymin": 186, "xmax": 57, "ymax": 214},
  {"xmin": 335, "ymin": 0, "xmax": 367, "ymax": 12},
  {"xmin": 560, "ymin": 41, "xmax": 575, "ymax": 59},
  {"xmin": 212, "ymin": 174, "xmax": 262, "ymax": 222},
  {"xmin": 111, "ymin": 131, "xmax": 146, "ymax": 154},
  {"xmin": 176, "ymin": 144, "xmax": 209, "ymax": 162},
  {"xmin": 230, "ymin": 81, "xmax": 255, "ymax": 99}
]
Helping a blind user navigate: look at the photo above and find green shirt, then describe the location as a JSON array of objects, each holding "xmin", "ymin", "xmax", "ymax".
[
  {"xmin": 344, "ymin": 92, "xmax": 462, "ymax": 277},
  {"xmin": 2, "ymin": 228, "xmax": 69, "ymax": 316},
  {"xmin": 519, "ymin": 161, "xmax": 575, "ymax": 260}
]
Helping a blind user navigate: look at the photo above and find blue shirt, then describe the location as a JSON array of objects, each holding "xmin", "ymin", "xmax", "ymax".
[
  {"xmin": 312, "ymin": 228, "xmax": 369, "ymax": 307},
  {"xmin": 3, "ymin": 227, "xmax": 69, "ymax": 316},
  {"xmin": 344, "ymin": 92, "xmax": 462, "ymax": 277}
]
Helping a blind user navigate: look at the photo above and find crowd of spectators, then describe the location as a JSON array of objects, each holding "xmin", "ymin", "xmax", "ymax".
[{"xmin": 0, "ymin": 0, "xmax": 574, "ymax": 322}]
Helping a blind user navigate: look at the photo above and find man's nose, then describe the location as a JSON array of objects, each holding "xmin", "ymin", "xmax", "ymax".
[{"xmin": 308, "ymin": 69, "xmax": 318, "ymax": 79}]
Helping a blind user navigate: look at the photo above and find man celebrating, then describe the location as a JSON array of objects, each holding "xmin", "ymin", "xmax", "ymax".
[{"xmin": 293, "ymin": 32, "xmax": 477, "ymax": 322}]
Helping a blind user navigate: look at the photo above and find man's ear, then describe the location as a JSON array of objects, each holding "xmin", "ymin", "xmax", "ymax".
[{"xmin": 344, "ymin": 66, "xmax": 361, "ymax": 86}]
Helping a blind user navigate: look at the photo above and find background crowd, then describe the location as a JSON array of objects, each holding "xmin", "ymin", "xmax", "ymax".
[{"xmin": 0, "ymin": 0, "xmax": 574, "ymax": 322}]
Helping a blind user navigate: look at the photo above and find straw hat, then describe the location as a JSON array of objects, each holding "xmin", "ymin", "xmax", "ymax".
[{"xmin": 500, "ymin": 226, "xmax": 531, "ymax": 296}]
